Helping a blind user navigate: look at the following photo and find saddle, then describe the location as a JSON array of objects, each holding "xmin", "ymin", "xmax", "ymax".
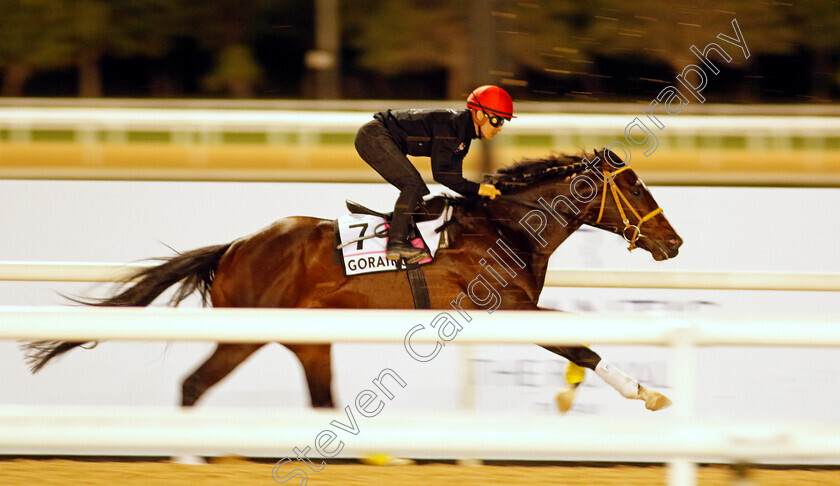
[
  {"xmin": 336, "ymin": 195, "xmax": 457, "ymax": 310},
  {"xmin": 345, "ymin": 195, "xmax": 452, "ymax": 225}
]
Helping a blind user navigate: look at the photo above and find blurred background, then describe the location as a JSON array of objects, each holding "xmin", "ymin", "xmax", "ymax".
[
  {"xmin": 0, "ymin": 0, "xmax": 833, "ymax": 101},
  {"xmin": 1, "ymin": 0, "xmax": 839, "ymax": 475},
  {"xmin": 0, "ymin": 0, "xmax": 837, "ymax": 185}
]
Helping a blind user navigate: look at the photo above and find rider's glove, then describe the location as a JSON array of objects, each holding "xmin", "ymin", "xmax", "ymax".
[{"xmin": 478, "ymin": 184, "xmax": 501, "ymax": 199}]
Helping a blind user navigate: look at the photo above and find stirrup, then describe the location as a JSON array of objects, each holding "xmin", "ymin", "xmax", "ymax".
[
  {"xmin": 404, "ymin": 248, "xmax": 431, "ymax": 264},
  {"xmin": 386, "ymin": 240, "xmax": 429, "ymax": 263},
  {"xmin": 385, "ymin": 240, "xmax": 411, "ymax": 261}
]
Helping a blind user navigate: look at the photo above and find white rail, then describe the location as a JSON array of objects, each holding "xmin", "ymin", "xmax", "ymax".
[
  {"xmin": 0, "ymin": 261, "xmax": 152, "ymax": 282},
  {"xmin": 1, "ymin": 261, "xmax": 838, "ymax": 291},
  {"xmin": 4, "ymin": 98, "xmax": 840, "ymax": 115},
  {"xmin": 2, "ymin": 106, "xmax": 839, "ymax": 135},
  {"xmin": 0, "ymin": 306, "xmax": 837, "ymax": 345},
  {"xmin": 545, "ymin": 269, "xmax": 840, "ymax": 291},
  {"xmin": 0, "ymin": 406, "xmax": 837, "ymax": 462}
]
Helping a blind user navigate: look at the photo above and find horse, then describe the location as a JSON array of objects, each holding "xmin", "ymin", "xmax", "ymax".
[{"xmin": 24, "ymin": 149, "xmax": 682, "ymax": 413}]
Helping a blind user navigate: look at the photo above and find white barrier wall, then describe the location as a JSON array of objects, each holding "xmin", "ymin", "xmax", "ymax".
[{"xmin": 0, "ymin": 181, "xmax": 838, "ymax": 424}]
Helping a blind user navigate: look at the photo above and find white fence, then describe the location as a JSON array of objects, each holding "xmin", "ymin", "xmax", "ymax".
[
  {"xmin": 2, "ymin": 102, "xmax": 838, "ymax": 186},
  {"xmin": 2, "ymin": 261, "xmax": 839, "ymax": 291},
  {"xmin": 2, "ymin": 262, "xmax": 839, "ymax": 486},
  {"xmin": 3, "ymin": 104, "xmax": 840, "ymax": 139},
  {"xmin": 2, "ymin": 306, "xmax": 839, "ymax": 345},
  {"xmin": 1, "ymin": 307, "xmax": 839, "ymax": 486},
  {"xmin": 1, "ymin": 406, "xmax": 838, "ymax": 462}
]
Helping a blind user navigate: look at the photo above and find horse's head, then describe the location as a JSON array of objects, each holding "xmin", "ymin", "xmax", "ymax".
[
  {"xmin": 486, "ymin": 149, "xmax": 682, "ymax": 261},
  {"xmin": 583, "ymin": 149, "xmax": 682, "ymax": 261}
]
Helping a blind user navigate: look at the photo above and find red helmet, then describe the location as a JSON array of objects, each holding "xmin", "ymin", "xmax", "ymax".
[{"xmin": 466, "ymin": 85, "xmax": 516, "ymax": 120}]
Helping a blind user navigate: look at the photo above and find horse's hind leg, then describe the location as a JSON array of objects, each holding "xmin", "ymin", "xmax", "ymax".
[
  {"xmin": 181, "ymin": 342, "xmax": 334, "ymax": 409},
  {"xmin": 286, "ymin": 344, "xmax": 334, "ymax": 409},
  {"xmin": 181, "ymin": 343, "xmax": 264, "ymax": 407}
]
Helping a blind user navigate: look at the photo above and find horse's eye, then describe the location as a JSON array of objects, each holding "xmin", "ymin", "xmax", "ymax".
[{"xmin": 631, "ymin": 189, "xmax": 641, "ymax": 196}]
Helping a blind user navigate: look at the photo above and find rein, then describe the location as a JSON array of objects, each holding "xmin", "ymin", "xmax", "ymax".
[
  {"xmin": 490, "ymin": 166, "xmax": 665, "ymax": 252},
  {"xmin": 595, "ymin": 166, "xmax": 664, "ymax": 251}
]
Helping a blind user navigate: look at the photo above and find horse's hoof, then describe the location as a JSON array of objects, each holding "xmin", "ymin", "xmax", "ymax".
[
  {"xmin": 556, "ymin": 386, "xmax": 577, "ymax": 414},
  {"xmin": 360, "ymin": 453, "xmax": 415, "ymax": 466},
  {"xmin": 640, "ymin": 386, "xmax": 673, "ymax": 411},
  {"xmin": 170, "ymin": 455, "xmax": 207, "ymax": 465}
]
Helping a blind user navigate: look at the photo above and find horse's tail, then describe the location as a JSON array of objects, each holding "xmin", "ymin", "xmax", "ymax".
[{"xmin": 23, "ymin": 243, "xmax": 232, "ymax": 373}]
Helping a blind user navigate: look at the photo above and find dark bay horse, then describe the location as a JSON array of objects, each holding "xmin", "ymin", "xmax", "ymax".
[{"xmin": 25, "ymin": 150, "xmax": 682, "ymax": 412}]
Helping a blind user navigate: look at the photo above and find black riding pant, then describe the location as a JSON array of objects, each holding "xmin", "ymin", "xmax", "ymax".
[{"xmin": 355, "ymin": 119, "xmax": 430, "ymax": 240}]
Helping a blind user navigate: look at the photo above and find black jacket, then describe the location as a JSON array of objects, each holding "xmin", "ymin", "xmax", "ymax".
[{"xmin": 374, "ymin": 109, "xmax": 480, "ymax": 195}]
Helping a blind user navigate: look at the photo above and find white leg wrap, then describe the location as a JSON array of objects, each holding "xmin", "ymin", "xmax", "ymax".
[{"xmin": 595, "ymin": 361, "xmax": 639, "ymax": 399}]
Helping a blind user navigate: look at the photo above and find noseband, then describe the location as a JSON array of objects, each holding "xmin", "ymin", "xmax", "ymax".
[{"xmin": 595, "ymin": 166, "xmax": 663, "ymax": 251}]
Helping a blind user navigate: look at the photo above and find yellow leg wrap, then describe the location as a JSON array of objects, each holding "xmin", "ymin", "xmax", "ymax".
[{"xmin": 565, "ymin": 361, "xmax": 586, "ymax": 385}]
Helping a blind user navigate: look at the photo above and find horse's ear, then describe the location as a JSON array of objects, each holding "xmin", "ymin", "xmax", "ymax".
[{"xmin": 603, "ymin": 148, "xmax": 627, "ymax": 169}]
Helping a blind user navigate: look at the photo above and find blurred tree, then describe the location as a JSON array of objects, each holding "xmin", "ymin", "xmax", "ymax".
[
  {"xmin": 786, "ymin": 0, "xmax": 840, "ymax": 99},
  {"xmin": 346, "ymin": 0, "xmax": 472, "ymax": 98},
  {"xmin": 56, "ymin": 0, "xmax": 180, "ymax": 97},
  {"xmin": 503, "ymin": 1, "xmax": 589, "ymax": 69},
  {"xmin": 0, "ymin": 0, "xmax": 73, "ymax": 96},
  {"xmin": 499, "ymin": 1, "xmax": 594, "ymax": 97},
  {"xmin": 347, "ymin": 0, "xmax": 818, "ymax": 101},
  {"xmin": 178, "ymin": 0, "xmax": 278, "ymax": 98},
  {"xmin": 578, "ymin": 1, "xmax": 797, "ymax": 98},
  {"xmin": 202, "ymin": 44, "xmax": 264, "ymax": 98},
  {"xmin": 0, "ymin": 0, "xmax": 834, "ymax": 101},
  {"xmin": 347, "ymin": 1, "xmax": 635, "ymax": 100}
]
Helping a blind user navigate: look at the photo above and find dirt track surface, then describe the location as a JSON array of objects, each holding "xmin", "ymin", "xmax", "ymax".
[{"xmin": 2, "ymin": 460, "xmax": 840, "ymax": 486}]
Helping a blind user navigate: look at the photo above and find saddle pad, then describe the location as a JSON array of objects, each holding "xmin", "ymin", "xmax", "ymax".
[{"xmin": 336, "ymin": 211, "xmax": 445, "ymax": 276}]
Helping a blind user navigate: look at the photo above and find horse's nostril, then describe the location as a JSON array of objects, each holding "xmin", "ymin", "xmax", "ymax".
[{"xmin": 668, "ymin": 237, "xmax": 681, "ymax": 246}]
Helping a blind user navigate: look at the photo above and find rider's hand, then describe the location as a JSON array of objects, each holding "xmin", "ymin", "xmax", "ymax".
[{"xmin": 478, "ymin": 184, "xmax": 501, "ymax": 199}]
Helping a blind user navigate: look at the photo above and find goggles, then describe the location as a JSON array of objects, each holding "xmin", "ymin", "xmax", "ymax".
[{"xmin": 485, "ymin": 111, "xmax": 505, "ymax": 127}]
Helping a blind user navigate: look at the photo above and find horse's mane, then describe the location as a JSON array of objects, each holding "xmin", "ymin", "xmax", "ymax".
[{"xmin": 483, "ymin": 151, "xmax": 594, "ymax": 192}]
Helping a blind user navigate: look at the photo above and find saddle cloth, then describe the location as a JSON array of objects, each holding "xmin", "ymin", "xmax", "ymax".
[{"xmin": 336, "ymin": 210, "xmax": 447, "ymax": 276}]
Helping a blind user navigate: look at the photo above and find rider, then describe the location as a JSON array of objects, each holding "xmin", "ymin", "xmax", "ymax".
[{"xmin": 355, "ymin": 85, "xmax": 514, "ymax": 262}]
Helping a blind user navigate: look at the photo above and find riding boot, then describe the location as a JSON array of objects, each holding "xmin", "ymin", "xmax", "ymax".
[{"xmin": 386, "ymin": 205, "xmax": 429, "ymax": 262}]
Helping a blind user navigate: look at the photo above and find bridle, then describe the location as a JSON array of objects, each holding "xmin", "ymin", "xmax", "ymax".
[
  {"xmin": 491, "ymin": 165, "xmax": 665, "ymax": 252},
  {"xmin": 595, "ymin": 166, "xmax": 663, "ymax": 251}
]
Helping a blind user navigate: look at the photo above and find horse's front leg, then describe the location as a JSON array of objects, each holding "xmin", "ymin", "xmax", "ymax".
[
  {"xmin": 541, "ymin": 344, "xmax": 672, "ymax": 412},
  {"xmin": 541, "ymin": 345, "xmax": 595, "ymax": 413}
]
